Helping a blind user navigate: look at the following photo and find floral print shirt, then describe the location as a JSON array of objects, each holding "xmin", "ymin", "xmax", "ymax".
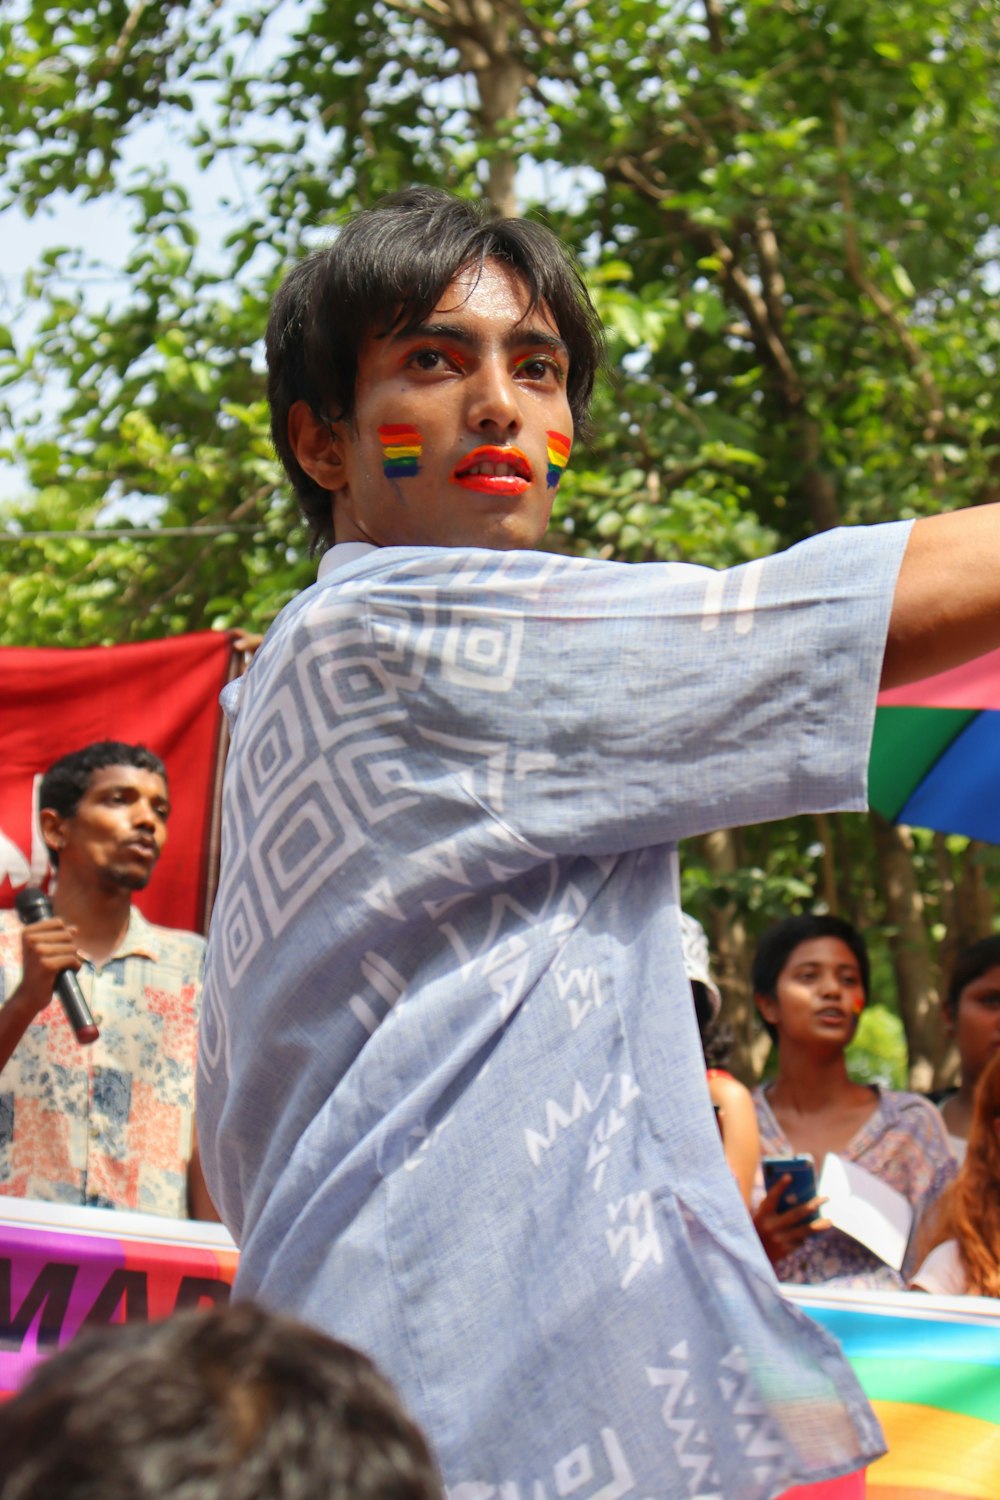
[
  {"xmin": 0, "ymin": 906, "xmax": 204, "ymax": 1218},
  {"xmin": 753, "ymin": 1084, "xmax": 956, "ymax": 1289}
]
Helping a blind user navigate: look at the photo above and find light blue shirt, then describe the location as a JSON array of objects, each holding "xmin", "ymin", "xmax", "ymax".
[{"xmin": 199, "ymin": 525, "xmax": 909, "ymax": 1499}]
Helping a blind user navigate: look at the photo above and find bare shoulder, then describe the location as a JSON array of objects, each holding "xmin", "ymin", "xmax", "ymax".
[{"xmin": 708, "ymin": 1071, "xmax": 754, "ymax": 1110}]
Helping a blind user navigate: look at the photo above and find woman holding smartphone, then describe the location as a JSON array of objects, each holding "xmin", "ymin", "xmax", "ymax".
[{"xmin": 751, "ymin": 914, "xmax": 955, "ymax": 1288}]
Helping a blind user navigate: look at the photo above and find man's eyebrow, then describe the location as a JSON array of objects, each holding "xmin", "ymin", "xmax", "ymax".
[
  {"xmin": 99, "ymin": 782, "xmax": 171, "ymax": 811},
  {"xmin": 391, "ymin": 321, "xmax": 569, "ymax": 357}
]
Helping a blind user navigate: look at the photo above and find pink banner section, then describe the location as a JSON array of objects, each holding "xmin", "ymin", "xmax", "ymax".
[
  {"xmin": 0, "ymin": 1197, "xmax": 237, "ymax": 1397},
  {"xmin": 778, "ymin": 1478, "xmax": 866, "ymax": 1499},
  {"xmin": 877, "ymin": 643, "xmax": 1000, "ymax": 711}
]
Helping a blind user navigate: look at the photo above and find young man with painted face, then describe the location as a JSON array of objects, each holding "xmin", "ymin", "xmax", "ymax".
[
  {"xmin": 0, "ymin": 742, "xmax": 213, "ymax": 1219},
  {"xmin": 199, "ymin": 188, "xmax": 1000, "ymax": 1500}
]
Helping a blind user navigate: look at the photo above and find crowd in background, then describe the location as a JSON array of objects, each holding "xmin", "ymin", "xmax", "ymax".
[{"xmin": 691, "ymin": 913, "xmax": 1000, "ymax": 1298}]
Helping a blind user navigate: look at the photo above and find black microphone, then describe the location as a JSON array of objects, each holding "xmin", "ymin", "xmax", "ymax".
[{"xmin": 14, "ymin": 887, "xmax": 100, "ymax": 1046}]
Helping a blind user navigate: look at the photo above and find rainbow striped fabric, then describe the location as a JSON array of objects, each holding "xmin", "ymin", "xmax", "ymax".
[
  {"xmin": 793, "ymin": 1287, "xmax": 1000, "ymax": 1500},
  {"xmin": 377, "ymin": 424, "xmax": 422, "ymax": 478},
  {"xmin": 869, "ymin": 646, "xmax": 1000, "ymax": 840}
]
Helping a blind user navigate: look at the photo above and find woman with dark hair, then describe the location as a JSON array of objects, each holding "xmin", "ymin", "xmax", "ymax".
[
  {"xmin": 937, "ymin": 934, "xmax": 1000, "ymax": 1161},
  {"xmin": 911, "ymin": 1047, "xmax": 1000, "ymax": 1296},
  {"xmin": 751, "ymin": 914, "xmax": 955, "ymax": 1288}
]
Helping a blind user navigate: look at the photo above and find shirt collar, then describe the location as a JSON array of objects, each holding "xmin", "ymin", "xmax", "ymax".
[
  {"xmin": 109, "ymin": 904, "xmax": 160, "ymax": 963},
  {"xmin": 317, "ymin": 541, "xmax": 378, "ymax": 580}
]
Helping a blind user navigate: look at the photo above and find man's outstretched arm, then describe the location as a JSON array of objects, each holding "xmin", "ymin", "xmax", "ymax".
[{"xmin": 883, "ymin": 505, "xmax": 1000, "ymax": 688}]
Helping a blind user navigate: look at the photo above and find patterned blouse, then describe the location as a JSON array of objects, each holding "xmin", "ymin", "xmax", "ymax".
[
  {"xmin": 753, "ymin": 1084, "xmax": 956, "ymax": 1289},
  {"xmin": 0, "ymin": 906, "xmax": 204, "ymax": 1218}
]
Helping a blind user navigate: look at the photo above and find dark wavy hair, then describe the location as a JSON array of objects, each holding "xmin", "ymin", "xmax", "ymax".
[
  {"xmin": 266, "ymin": 186, "xmax": 606, "ymax": 551},
  {"xmin": 752, "ymin": 914, "xmax": 870, "ymax": 1047},
  {"xmin": 39, "ymin": 741, "xmax": 167, "ymax": 868},
  {"xmin": 0, "ymin": 1304, "xmax": 443, "ymax": 1500},
  {"xmin": 943, "ymin": 933, "xmax": 1000, "ymax": 1019}
]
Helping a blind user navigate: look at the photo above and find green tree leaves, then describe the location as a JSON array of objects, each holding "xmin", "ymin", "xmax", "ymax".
[{"xmin": 2, "ymin": 0, "xmax": 998, "ymax": 1075}]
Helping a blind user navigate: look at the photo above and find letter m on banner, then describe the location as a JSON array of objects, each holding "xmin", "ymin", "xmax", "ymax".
[{"xmin": 0, "ymin": 633, "xmax": 236, "ymax": 933}]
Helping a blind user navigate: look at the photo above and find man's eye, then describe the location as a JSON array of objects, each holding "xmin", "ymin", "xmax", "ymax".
[
  {"xmin": 408, "ymin": 349, "xmax": 448, "ymax": 371},
  {"xmin": 516, "ymin": 355, "xmax": 563, "ymax": 382}
]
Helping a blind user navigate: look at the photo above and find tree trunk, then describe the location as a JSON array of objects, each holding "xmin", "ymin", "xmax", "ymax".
[
  {"xmin": 869, "ymin": 811, "xmax": 951, "ymax": 1089},
  {"xmin": 814, "ymin": 812, "xmax": 838, "ymax": 913},
  {"xmin": 793, "ymin": 412, "xmax": 842, "ymax": 533},
  {"xmin": 445, "ymin": 0, "xmax": 527, "ymax": 216},
  {"xmin": 700, "ymin": 828, "xmax": 769, "ymax": 1084},
  {"xmin": 956, "ymin": 840, "xmax": 994, "ymax": 948}
]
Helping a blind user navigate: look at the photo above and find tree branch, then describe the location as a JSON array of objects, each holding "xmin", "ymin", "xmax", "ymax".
[
  {"xmin": 831, "ymin": 98, "xmax": 945, "ymax": 467},
  {"xmin": 100, "ymin": 0, "xmax": 150, "ymax": 77}
]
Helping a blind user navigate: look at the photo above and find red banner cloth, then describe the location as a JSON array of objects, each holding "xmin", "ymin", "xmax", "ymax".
[{"xmin": 0, "ymin": 632, "xmax": 233, "ymax": 934}]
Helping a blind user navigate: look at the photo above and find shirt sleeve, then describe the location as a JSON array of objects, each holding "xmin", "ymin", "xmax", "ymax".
[
  {"xmin": 910, "ymin": 1239, "xmax": 966, "ymax": 1295},
  {"xmin": 345, "ymin": 522, "xmax": 911, "ymax": 854}
]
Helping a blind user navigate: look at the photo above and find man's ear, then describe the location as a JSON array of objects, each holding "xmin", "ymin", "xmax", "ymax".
[
  {"xmin": 287, "ymin": 401, "xmax": 349, "ymax": 493},
  {"xmin": 39, "ymin": 807, "xmax": 66, "ymax": 860}
]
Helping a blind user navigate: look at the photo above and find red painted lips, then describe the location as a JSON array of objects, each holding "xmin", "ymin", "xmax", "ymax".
[{"xmin": 451, "ymin": 445, "xmax": 532, "ymax": 494}]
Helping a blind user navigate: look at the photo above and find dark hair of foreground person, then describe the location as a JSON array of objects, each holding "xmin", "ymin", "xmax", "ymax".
[{"xmin": 0, "ymin": 1303, "xmax": 443, "ymax": 1500}]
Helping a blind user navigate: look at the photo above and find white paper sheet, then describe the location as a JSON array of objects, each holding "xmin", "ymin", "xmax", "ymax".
[{"xmin": 817, "ymin": 1152, "xmax": 913, "ymax": 1271}]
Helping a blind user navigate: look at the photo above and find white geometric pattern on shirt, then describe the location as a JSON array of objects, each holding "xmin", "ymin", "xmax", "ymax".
[{"xmin": 200, "ymin": 532, "xmax": 911, "ymax": 1496}]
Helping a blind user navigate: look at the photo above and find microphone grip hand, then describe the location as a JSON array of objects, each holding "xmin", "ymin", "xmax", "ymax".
[{"xmin": 13, "ymin": 890, "xmax": 99, "ymax": 1046}]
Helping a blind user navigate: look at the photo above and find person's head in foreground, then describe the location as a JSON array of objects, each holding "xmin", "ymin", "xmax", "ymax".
[
  {"xmin": 943, "ymin": 934, "xmax": 1000, "ymax": 1110},
  {"xmin": 752, "ymin": 913, "xmax": 869, "ymax": 1054},
  {"xmin": 39, "ymin": 740, "xmax": 170, "ymax": 892},
  {"xmin": 916, "ymin": 1046, "xmax": 1000, "ymax": 1297},
  {"xmin": 266, "ymin": 186, "xmax": 604, "ymax": 554},
  {"xmin": 0, "ymin": 1303, "xmax": 443, "ymax": 1500}
]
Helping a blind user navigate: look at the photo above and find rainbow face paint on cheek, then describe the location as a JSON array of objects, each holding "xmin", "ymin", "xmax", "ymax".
[
  {"xmin": 378, "ymin": 424, "xmax": 422, "ymax": 478},
  {"xmin": 851, "ymin": 991, "xmax": 865, "ymax": 1016},
  {"xmin": 546, "ymin": 430, "xmax": 571, "ymax": 489}
]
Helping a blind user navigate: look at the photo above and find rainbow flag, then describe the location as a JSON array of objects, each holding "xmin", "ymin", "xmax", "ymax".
[
  {"xmin": 793, "ymin": 1287, "xmax": 1000, "ymax": 1500},
  {"xmin": 869, "ymin": 646, "xmax": 1000, "ymax": 840},
  {"xmin": 378, "ymin": 424, "xmax": 422, "ymax": 478}
]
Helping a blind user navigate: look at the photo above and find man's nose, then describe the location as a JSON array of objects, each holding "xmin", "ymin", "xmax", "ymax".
[{"xmin": 466, "ymin": 357, "xmax": 521, "ymax": 432}]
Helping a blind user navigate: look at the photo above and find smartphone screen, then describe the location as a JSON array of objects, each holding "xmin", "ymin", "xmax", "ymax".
[{"xmin": 761, "ymin": 1154, "xmax": 819, "ymax": 1221}]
